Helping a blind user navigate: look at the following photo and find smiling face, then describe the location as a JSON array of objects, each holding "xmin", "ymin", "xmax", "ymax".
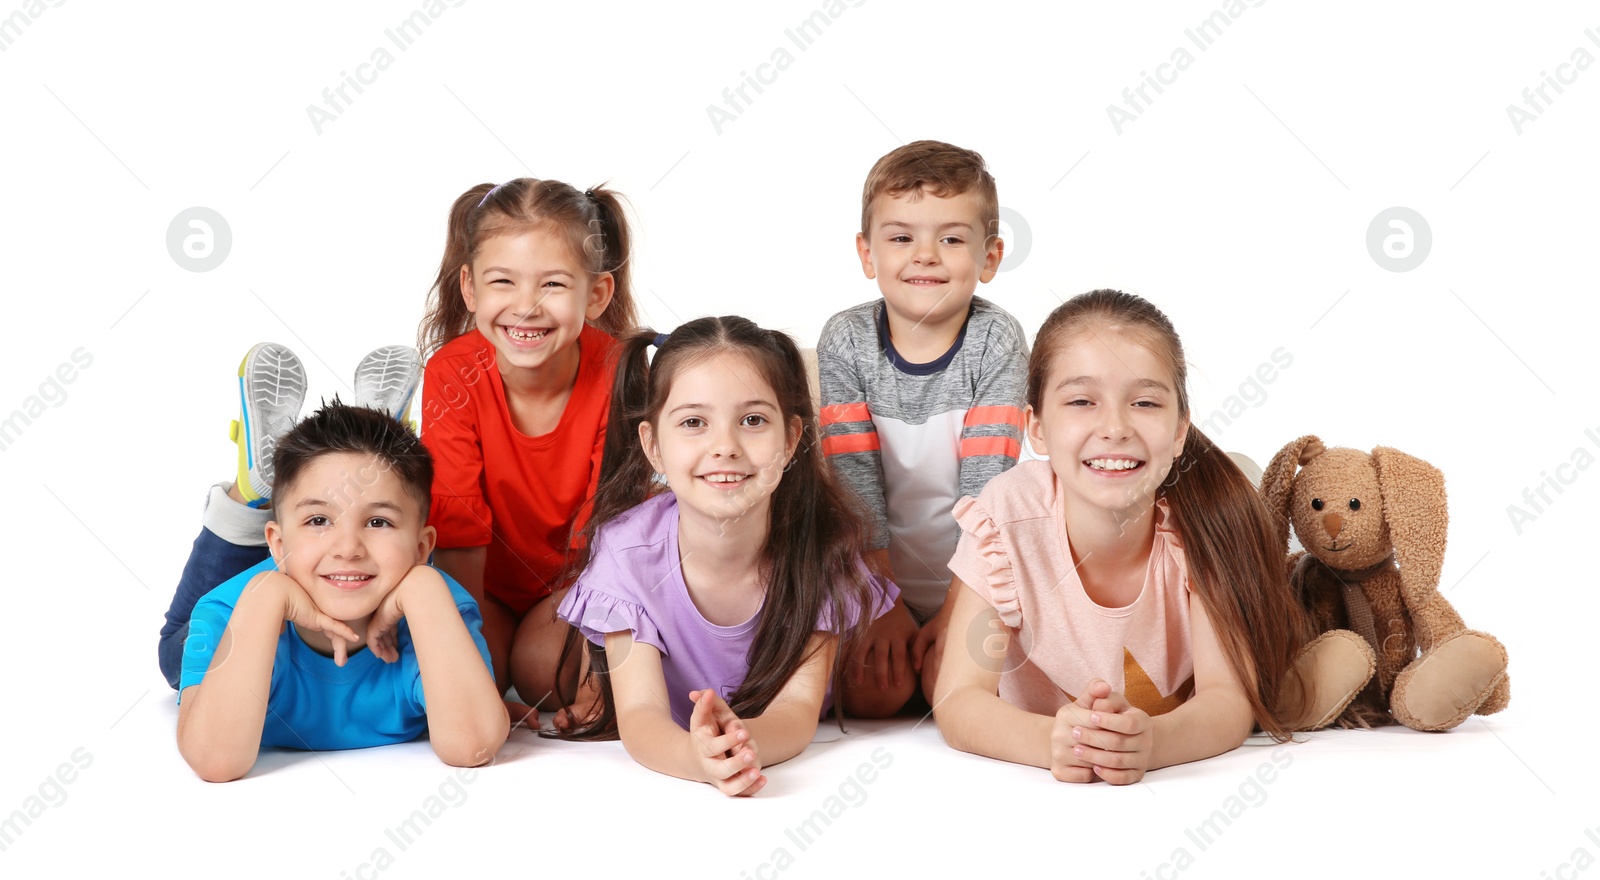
[
  {"xmin": 638, "ymin": 351, "xmax": 801, "ymax": 531},
  {"xmin": 460, "ymin": 226, "xmax": 614, "ymax": 378},
  {"xmin": 264, "ymin": 452, "xmax": 435, "ymax": 625},
  {"xmin": 1026, "ymin": 327, "xmax": 1189, "ymax": 518},
  {"xmin": 855, "ymin": 187, "xmax": 1002, "ymax": 330}
]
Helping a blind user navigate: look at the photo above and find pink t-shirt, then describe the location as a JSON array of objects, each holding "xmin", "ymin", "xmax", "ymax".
[{"xmin": 946, "ymin": 460, "xmax": 1194, "ymax": 717}]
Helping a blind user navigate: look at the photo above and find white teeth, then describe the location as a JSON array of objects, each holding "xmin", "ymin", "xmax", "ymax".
[
  {"xmin": 703, "ymin": 473, "xmax": 746, "ymax": 483},
  {"xmin": 1086, "ymin": 458, "xmax": 1141, "ymax": 471},
  {"xmin": 506, "ymin": 327, "xmax": 547, "ymax": 341},
  {"xmin": 326, "ymin": 574, "xmax": 370, "ymax": 582}
]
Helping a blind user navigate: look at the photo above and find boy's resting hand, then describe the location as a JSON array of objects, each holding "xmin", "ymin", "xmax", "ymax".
[
  {"xmin": 910, "ymin": 602, "xmax": 952, "ymax": 676},
  {"xmin": 687, "ymin": 689, "xmax": 765, "ymax": 797},
  {"xmin": 272, "ymin": 573, "xmax": 361, "ymax": 666},
  {"xmin": 1050, "ymin": 679, "xmax": 1154, "ymax": 785},
  {"xmin": 858, "ymin": 597, "xmax": 918, "ymax": 692},
  {"xmin": 366, "ymin": 578, "xmax": 412, "ymax": 665},
  {"xmin": 367, "ymin": 564, "xmax": 458, "ymax": 664}
]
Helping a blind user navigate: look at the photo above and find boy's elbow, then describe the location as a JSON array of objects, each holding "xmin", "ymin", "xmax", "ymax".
[
  {"xmin": 432, "ymin": 717, "xmax": 509, "ymax": 768},
  {"xmin": 177, "ymin": 719, "xmax": 257, "ymax": 782},
  {"xmin": 181, "ymin": 745, "xmax": 255, "ymax": 783}
]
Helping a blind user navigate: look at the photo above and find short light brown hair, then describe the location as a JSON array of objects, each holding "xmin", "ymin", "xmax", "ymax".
[{"xmin": 859, "ymin": 140, "xmax": 999, "ymax": 241}]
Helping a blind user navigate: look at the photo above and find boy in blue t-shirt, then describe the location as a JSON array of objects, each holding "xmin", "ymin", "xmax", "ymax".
[{"xmin": 176, "ymin": 401, "xmax": 509, "ymax": 782}]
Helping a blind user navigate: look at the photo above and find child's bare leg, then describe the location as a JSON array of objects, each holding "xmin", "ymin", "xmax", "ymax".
[
  {"xmin": 509, "ymin": 589, "xmax": 584, "ymax": 713},
  {"xmin": 469, "ymin": 593, "xmax": 535, "ymax": 726}
]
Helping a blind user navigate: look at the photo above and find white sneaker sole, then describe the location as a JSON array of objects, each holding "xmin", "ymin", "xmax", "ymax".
[
  {"xmin": 352, "ymin": 345, "xmax": 422, "ymax": 423},
  {"xmin": 238, "ymin": 342, "xmax": 307, "ymax": 501}
]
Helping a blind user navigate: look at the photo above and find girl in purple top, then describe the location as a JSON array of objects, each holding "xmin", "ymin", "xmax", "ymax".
[{"xmin": 557, "ymin": 315, "xmax": 897, "ymax": 796}]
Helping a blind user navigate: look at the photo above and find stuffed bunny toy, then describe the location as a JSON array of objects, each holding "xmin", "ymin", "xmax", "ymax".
[{"xmin": 1262, "ymin": 436, "xmax": 1510, "ymax": 731}]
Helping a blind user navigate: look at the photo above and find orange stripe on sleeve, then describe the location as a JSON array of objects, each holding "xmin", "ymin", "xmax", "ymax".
[
  {"xmin": 963, "ymin": 405, "xmax": 1024, "ymax": 430},
  {"xmin": 823, "ymin": 433, "xmax": 881, "ymax": 456},
  {"xmin": 960, "ymin": 436, "xmax": 1021, "ymax": 459},
  {"xmin": 821, "ymin": 402, "xmax": 872, "ymax": 426}
]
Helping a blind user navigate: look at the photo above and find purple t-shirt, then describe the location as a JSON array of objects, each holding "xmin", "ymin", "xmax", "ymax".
[{"xmin": 558, "ymin": 491, "xmax": 898, "ymax": 728}]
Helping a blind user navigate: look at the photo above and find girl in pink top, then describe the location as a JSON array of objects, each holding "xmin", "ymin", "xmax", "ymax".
[{"xmin": 933, "ymin": 290, "xmax": 1311, "ymax": 784}]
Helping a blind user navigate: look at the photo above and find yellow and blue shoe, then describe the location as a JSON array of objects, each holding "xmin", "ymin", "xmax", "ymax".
[
  {"xmin": 230, "ymin": 343, "xmax": 307, "ymax": 508},
  {"xmin": 352, "ymin": 345, "xmax": 422, "ymax": 427}
]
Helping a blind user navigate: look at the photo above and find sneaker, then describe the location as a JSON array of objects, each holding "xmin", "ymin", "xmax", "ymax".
[
  {"xmin": 230, "ymin": 343, "xmax": 307, "ymax": 508},
  {"xmin": 352, "ymin": 345, "xmax": 422, "ymax": 425}
]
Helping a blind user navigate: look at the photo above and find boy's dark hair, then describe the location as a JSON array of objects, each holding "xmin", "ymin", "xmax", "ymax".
[
  {"xmin": 272, "ymin": 399, "xmax": 434, "ymax": 520},
  {"xmin": 860, "ymin": 139, "xmax": 999, "ymax": 240}
]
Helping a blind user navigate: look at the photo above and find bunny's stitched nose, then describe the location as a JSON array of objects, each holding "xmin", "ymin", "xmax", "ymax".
[{"xmin": 1323, "ymin": 512, "xmax": 1344, "ymax": 538}]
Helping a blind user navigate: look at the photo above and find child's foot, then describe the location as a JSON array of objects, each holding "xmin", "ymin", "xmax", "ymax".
[
  {"xmin": 352, "ymin": 345, "xmax": 423, "ymax": 425},
  {"xmin": 231, "ymin": 343, "xmax": 307, "ymax": 508}
]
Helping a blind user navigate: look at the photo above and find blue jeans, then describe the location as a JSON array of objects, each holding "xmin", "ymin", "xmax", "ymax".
[{"xmin": 158, "ymin": 527, "xmax": 270, "ymax": 689}]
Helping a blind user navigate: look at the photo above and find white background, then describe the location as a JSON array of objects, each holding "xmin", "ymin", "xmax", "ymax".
[{"xmin": 1, "ymin": 1, "xmax": 1596, "ymax": 877}]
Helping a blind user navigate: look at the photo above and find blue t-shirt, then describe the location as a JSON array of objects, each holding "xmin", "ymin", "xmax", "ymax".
[{"xmin": 178, "ymin": 559, "xmax": 493, "ymax": 751}]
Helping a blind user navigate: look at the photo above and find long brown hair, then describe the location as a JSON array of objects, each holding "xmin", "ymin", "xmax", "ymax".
[
  {"xmin": 558, "ymin": 316, "xmax": 879, "ymax": 739},
  {"xmin": 1028, "ymin": 290, "xmax": 1313, "ymax": 741},
  {"xmin": 417, "ymin": 178, "xmax": 640, "ymax": 358}
]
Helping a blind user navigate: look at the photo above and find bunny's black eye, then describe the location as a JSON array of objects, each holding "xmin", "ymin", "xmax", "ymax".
[
  {"xmin": 1311, "ymin": 498, "xmax": 1324, "ymax": 511},
  {"xmin": 1348, "ymin": 498, "xmax": 1361, "ymax": 511}
]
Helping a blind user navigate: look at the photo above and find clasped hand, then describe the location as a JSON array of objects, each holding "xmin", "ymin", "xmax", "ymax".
[
  {"xmin": 1050, "ymin": 678, "xmax": 1153, "ymax": 785},
  {"xmin": 688, "ymin": 689, "xmax": 765, "ymax": 797}
]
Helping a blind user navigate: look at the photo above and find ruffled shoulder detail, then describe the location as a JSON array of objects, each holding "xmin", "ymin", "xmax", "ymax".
[
  {"xmin": 1152, "ymin": 497, "xmax": 1181, "ymax": 545},
  {"xmin": 952, "ymin": 495, "xmax": 1022, "ymax": 627},
  {"xmin": 557, "ymin": 586, "xmax": 667, "ymax": 657},
  {"xmin": 1151, "ymin": 497, "xmax": 1189, "ymax": 594}
]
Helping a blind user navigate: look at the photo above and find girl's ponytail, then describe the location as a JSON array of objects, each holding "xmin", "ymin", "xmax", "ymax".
[
  {"xmin": 556, "ymin": 327, "xmax": 665, "ymax": 742},
  {"xmin": 581, "ymin": 328, "xmax": 660, "ymax": 551},
  {"xmin": 1160, "ymin": 426, "xmax": 1314, "ymax": 741},
  {"xmin": 418, "ymin": 183, "xmax": 495, "ymax": 359},
  {"xmin": 582, "ymin": 186, "xmax": 638, "ymax": 338}
]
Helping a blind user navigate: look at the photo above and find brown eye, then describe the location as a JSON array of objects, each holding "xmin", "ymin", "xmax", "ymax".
[
  {"xmin": 1311, "ymin": 498, "xmax": 1324, "ymax": 511},
  {"xmin": 1348, "ymin": 498, "xmax": 1361, "ymax": 511}
]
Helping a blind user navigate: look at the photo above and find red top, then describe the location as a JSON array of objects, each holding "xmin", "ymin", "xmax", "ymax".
[{"xmin": 421, "ymin": 324, "xmax": 616, "ymax": 614}]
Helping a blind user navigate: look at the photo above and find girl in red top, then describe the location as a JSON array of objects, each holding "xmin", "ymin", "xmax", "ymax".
[{"xmin": 417, "ymin": 178, "xmax": 638, "ymax": 723}]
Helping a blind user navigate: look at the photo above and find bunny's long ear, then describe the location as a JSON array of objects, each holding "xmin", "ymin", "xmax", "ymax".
[
  {"xmin": 1262, "ymin": 435, "xmax": 1325, "ymax": 553},
  {"xmin": 1371, "ymin": 446, "xmax": 1449, "ymax": 613}
]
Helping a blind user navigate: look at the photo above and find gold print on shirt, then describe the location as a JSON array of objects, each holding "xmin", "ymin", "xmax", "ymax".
[{"xmin": 1064, "ymin": 649, "xmax": 1193, "ymax": 716}]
